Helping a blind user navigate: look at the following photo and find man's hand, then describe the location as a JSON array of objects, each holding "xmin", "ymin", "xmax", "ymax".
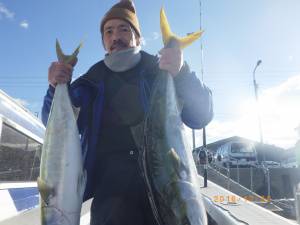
[
  {"xmin": 48, "ymin": 58, "xmax": 77, "ymax": 87},
  {"xmin": 159, "ymin": 47, "xmax": 183, "ymax": 77}
]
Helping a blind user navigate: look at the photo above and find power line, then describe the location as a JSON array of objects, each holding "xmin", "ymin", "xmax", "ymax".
[{"xmin": 0, "ymin": 70, "xmax": 298, "ymax": 80}]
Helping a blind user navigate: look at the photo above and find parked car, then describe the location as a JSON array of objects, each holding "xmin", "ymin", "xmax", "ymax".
[
  {"xmin": 263, "ymin": 161, "xmax": 281, "ymax": 168},
  {"xmin": 214, "ymin": 141, "xmax": 258, "ymax": 168}
]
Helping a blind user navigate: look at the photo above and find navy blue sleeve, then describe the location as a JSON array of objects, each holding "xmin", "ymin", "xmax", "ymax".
[
  {"xmin": 174, "ymin": 62, "xmax": 213, "ymax": 129},
  {"xmin": 41, "ymin": 85, "xmax": 55, "ymax": 126},
  {"xmin": 41, "ymin": 80, "xmax": 93, "ymax": 129}
]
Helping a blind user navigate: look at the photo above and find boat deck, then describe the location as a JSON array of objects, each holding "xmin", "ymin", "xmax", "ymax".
[
  {"xmin": 199, "ymin": 176, "xmax": 296, "ymax": 225},
  {"xmin": 0, "ymin": 178, "xmax": 297, "ymax": 225}
]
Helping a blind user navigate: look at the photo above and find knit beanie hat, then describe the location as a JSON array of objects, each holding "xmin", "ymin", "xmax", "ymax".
[{"xmin": 100, "ymin": 0, "xmax": 141, "ymax": 37}]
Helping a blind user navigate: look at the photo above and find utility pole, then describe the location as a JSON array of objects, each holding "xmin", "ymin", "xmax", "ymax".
[
  {"xmin": 252, "ymin": 60, "xmax": 264, "ymax": 144},
  {"xmin": 199, "ymin": 0, "xmax": 207, "ymax": 188},
  {"xmin": 191, "ymin": 0, "xmax": 206, "ymax": 149},
  {"xmin": 192, "ymin": 129, "xmax": 196, "ymax": 149},
  {"xmin": 198, "ymin": 0, "xmax": 206, "ymax": 148}
]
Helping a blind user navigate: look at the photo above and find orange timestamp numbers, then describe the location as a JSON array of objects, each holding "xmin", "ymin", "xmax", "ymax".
[{"xmin": 213, "ymin": 195, "xmax": 271, "ymax": 203}]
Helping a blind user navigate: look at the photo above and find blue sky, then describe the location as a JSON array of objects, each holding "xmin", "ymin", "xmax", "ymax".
[{"xmin": 0, "ymin": 0, "xmax": 300, "ymax": 149}]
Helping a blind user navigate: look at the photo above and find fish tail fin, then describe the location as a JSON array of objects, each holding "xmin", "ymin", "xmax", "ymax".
[
  {"xmin": 55, "ymin": 39, "xmax": 83, "ymax": 64},
  {"xmin": 160, "ymin": 7, "xmax": 174, "ymax": 47},
  {"xmin": 178, "ymin": 30, "xmax": 203, "ymax": 49},
  {"xmin": 56, "ymin": 39, "xmax": 66, "ymax": 62},
  {"xmin": 71, "ymin": 41, "xmax": 83, "ymax": 59},
  {"xmin": 160, "ymin": 7, "xmax": 203, "ymax": 49}
]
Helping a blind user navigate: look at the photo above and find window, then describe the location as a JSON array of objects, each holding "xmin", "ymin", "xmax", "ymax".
[
  {"xmin": 231, "ymin": 143, "xmax": 254, "ymax": 153},
  {"xmin": 0, "ymin": 123, "xmax": 42, "ymax": 181}
]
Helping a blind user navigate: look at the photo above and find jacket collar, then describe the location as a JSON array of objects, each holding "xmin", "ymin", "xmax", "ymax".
[{"xmin": 74, "ymin": 51, "xmax": 159, "ymax": 88}]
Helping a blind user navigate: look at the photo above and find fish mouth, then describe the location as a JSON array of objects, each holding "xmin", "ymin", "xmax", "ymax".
[{"xmin": 42, "ymin": 205, "xmax": 75, "ymax": 224}]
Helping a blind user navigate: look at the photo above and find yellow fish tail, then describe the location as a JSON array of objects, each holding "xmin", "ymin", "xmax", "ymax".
[
  {"xmin": 160, "ymin": 7, "xmax": 203, "ymax": 49},
  {"xmin": 55, "ymin": 39, "xmax": 83, "ymax": 64},
  {"xmin": 178, "ymin": 30, "xmax": 203, "ymax": 49},
  {"xmin": 160, "ymin": 7, "xmax": 174, "ymax": 46}
]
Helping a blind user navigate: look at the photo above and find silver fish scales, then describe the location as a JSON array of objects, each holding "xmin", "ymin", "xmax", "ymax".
[
  {"xmin": 38, "ymin": 40, "xmax": 86, "ymax": 225},
  {"xmin": 136, "ymin": 71, "xmax": 207, "ymax": 225}
]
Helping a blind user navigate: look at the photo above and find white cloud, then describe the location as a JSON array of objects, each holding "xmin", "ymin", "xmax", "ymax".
[
  {"xmin": 141, "ymin": 31, "xmax": 160, "ymax": 45},
  {"xmin": 0, "ymin": 3, "xmax": 28, "ymax": 30},
  {"xmin": 206, "ymin": 75, "xmax": 300, "ymax": 149},
  {"xmin": 0, "ymin": 2, "xmax": 14, "ymax": 19},
  {"xmin": 20, "ymin": 20, "xmax": 29, "ymax": 29},
  {"xmin": 152, "ymin": 32, "xmax": 160, "ymax": 40}
]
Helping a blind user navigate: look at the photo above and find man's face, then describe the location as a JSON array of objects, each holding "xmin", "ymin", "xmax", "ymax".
[{"xmin": 103, "ymin": 19, "xmax": 140, "ymax": 54}]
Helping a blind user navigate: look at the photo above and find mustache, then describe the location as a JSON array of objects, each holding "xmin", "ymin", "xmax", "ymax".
[{"xmin": 110, "ymin": 40, "xmax": 128, "ymax": 51}]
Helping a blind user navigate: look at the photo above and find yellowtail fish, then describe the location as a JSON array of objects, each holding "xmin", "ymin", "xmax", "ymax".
[{"xmin": 38, "ymin": 40, "xmax": 86, "ymax": 225}]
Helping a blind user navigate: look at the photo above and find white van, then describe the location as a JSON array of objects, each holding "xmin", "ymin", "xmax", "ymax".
[{"xmin": 214, "ymin": 141, "xmax": 258, "ymax": 168}]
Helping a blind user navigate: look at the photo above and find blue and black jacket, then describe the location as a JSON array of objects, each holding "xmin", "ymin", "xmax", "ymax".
[{"xmin": 41, "ymin": 51, "xmax": 213, "ymax": 201}]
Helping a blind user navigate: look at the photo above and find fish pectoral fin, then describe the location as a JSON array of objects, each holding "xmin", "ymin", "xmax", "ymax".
[
  {"xmin": 167, "ymin": 148, "xmax": 189, "ymax": 178},
  {"xmin": 77, "ymin": 170, "xmax": 87, "ymax": 198},
  {"xmin": 168, "ymin": 148, "xmax": 180, "ymax": 165},
  {"xmin": 37, "ymin": 177, "xmax": 55, "ymax": 204},
  {"xmin": 167, "ymin": 148, "xmax": 181, "ymax": 177}
]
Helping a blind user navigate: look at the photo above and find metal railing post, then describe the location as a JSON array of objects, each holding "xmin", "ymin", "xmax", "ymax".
[
  {"xmin": 237, "ymin": 159, "xmax": 240, "ymax": 184},
  {"xmin": 295, "ymin": 184, "xmax": 300, "ymax": 223},
  {"xmin": 204, "ymin": 164, "xmax": 208, "ymax": 187},
  {"xmin": 227, "ymin": 163, "xmax": 230, "ymax": 191},
  {"xmin": 250, "ymin": 166, "xmax": 253, "ymax": 192},
  {"xmin": 267, "ymin": 168, "xmax": 271, "ymax": 199}
]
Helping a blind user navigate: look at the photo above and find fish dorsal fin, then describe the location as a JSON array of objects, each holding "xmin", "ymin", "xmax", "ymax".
[
  {"xmin": 37, "ymin": 177, "xmax": 55, "ymax": 205},
  {"xmin": 160, "ymin": 7, "xmax": 203, "ymax": 49}
]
